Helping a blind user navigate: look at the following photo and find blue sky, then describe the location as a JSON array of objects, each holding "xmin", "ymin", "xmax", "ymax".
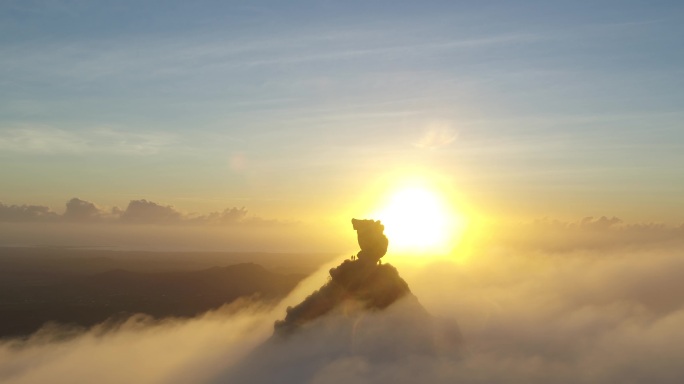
[{"xmin": 1, "ymin": 0, "xmax": 683, "ymax": 223}]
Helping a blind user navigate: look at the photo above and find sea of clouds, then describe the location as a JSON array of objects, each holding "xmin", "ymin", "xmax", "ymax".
[{"xmin": 1, "ymin": 224, "xmax": 683, "ymax": 383}]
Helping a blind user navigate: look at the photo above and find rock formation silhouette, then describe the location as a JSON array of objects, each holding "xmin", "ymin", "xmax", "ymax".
[
  {"xmin": 352, "ymin": 218, "xmax": 388, "ymax": 264},
  {"xmin": 274, "ymin": 218, "xmax": 409, "ymax": 336},
  {"xmin": 217, "ymin": 219, "xmax": 462, "ymax": 383}
]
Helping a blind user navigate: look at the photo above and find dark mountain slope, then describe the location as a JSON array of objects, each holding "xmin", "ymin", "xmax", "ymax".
[{"xmin": 0, "ymin": 263, "xmax": 304, "ymax": 339}]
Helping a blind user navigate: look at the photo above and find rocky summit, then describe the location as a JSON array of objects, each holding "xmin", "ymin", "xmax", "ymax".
[{"xmin": 274, "ymin": 218, "xmax": 409, "ymax": 336}]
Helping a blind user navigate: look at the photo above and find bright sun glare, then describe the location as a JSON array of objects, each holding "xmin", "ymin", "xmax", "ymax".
[{"xmin": 373, "ymin": 185, "xmax": 463, "ymax": 254}]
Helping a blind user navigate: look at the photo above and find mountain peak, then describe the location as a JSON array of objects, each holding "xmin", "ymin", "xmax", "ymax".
[
  {"xmin": 274, "ymin": 218, "xmax": 409, "ymax": 336},
  {"xmin": 222, "ymin": 219, "xmax": 462, "ymax": 383}
]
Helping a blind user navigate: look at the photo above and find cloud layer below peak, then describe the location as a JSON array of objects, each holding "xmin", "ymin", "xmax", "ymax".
[{"xmin": 1, "ymin": 241, "xmax": 683, "ymax": 383}]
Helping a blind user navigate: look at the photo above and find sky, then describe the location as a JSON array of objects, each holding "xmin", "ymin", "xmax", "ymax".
[
  {"xmin": 1, "ymin": 0, "xmax": 684, "ymax": 250},
  {"xmin": 2, "ymin": 3, "xmax": 684, "ymax": 381}
]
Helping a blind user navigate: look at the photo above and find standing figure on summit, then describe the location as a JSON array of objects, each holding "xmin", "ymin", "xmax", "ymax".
[{"xmin": 352, "ymin": 218, "xmax": 389, "ymax": 264}]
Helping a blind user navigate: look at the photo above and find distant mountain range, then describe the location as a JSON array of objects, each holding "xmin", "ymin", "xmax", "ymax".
[{"xmin": 0, "ymin": 260, "xmax": 305, "ymax": 339}]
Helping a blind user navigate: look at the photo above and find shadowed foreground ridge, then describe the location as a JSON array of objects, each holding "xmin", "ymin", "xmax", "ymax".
[{"xmin": 274, "ymin": 219, "xmax": 409, "ymax": 335}]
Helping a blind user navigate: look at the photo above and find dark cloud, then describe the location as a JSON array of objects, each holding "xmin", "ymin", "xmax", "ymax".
[
  {"xmin": 0, "ymin": 198, "xmax": 281, "ymax": 227},
  {"xmin": 62, "ymin": 198, "xmax": 105, "ymax": 222},
  {"xmin": 119, "ymin": 199, "xmax": 183, "ymax": 224},
  {"xmin": 211, "ymin": 206, "xmax": 248, "ymax": 224},
  {"xmin": 116, "ymin": 200, "xmax": 284, "ymax": 226},
  {"xmin": 0, "ymin": 203, "xmax": 59, "ymax": 222},
  {"xmin": 189, "ymin": 207, "xmax": 248, "ymax": 225},
  {"xmin": 190, "ymin": 207, "xmax": 288, "ymax": 227}
]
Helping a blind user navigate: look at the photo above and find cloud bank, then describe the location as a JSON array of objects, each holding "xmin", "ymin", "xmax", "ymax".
[
  {"xmin": 493, "ymin": 216, "xmax": 684, "ymax": 252},
  {"xmin": 0, "ymin": 198, "xmax": 280, "ymax": 227},
  {"xmin": 0, "ymin": 203, "xmax": 59, "ymax": 223},
  {"xmin": 1, "ymin": 236, "xmax": 683, "ymax": 383}
]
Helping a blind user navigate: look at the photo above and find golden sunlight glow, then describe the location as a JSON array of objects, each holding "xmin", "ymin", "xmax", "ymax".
[{"xmin": 372, "ymin": 184, "xmax": 465, "ymax": 254}]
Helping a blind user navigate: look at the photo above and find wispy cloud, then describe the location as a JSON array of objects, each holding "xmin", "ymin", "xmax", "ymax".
[
  {"xmin": 0, "ymin": 125, "xmax": 176, "ymax": 155},
  {"xmin": 0, "ymin": 30, "xmax": 543, "ymax": 84},
  {"xmin": 414, "ymin": 121, "xmax": 458, "ymax": 149}
]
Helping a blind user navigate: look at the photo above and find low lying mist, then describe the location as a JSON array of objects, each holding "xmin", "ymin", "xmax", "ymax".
[{"xmin": 2, "ymin": 236, "xmax": 683, "ymax": 383}]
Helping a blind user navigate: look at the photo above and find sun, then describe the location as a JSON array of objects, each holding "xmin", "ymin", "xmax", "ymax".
[{"xmin": 371, "ymin": 185, "xmax": 464, "ymax": 254}]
